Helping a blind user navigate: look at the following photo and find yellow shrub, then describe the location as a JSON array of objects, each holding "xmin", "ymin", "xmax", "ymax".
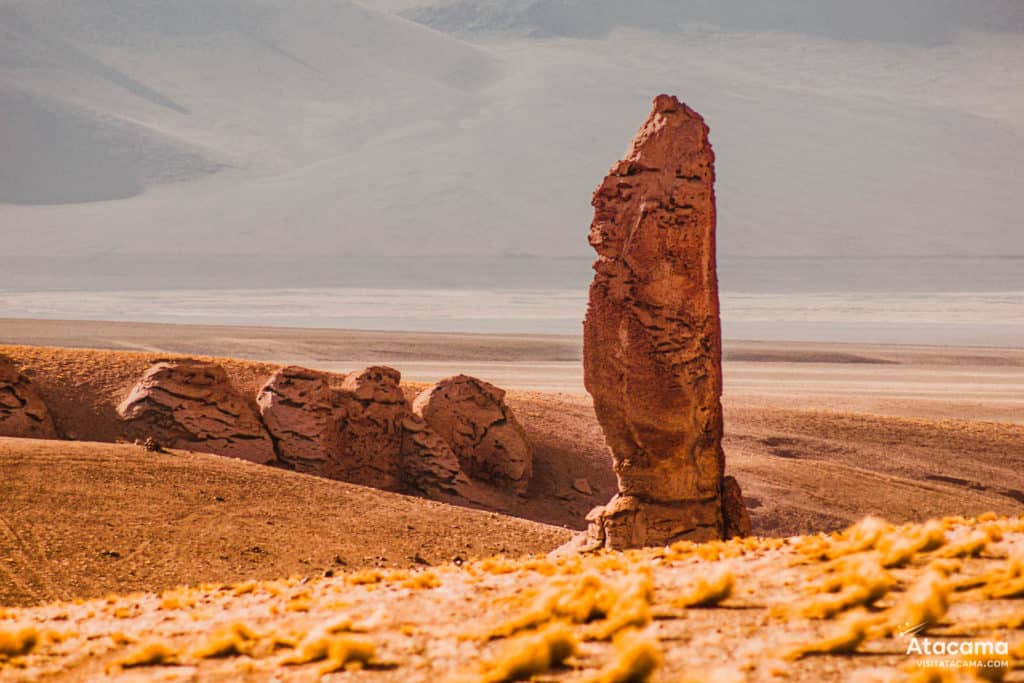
[
  {"xmin": 586, "ymin": 628, "xmax": 661, "ymax": 683},
  {"xmin": 587, "ymin": 574, "xmax": 654, "ymax": 640},
  {"xmin": 488, "ymin": 573, "xmax": 617, "ymax": 639},
  {"xmin": 116, "ymin": 640, "xmax": 178, "ymax": 668},
  {"xmin": 889, "ymin": 570, "xmax": 951, "ymax": 635},
  {"xmin": 785, "ymin": 610, "xmax": 872, "ymax": 660},
  {"xmin": 477, "ymin": 623, "xmax": 577, "ymax": 683},
  {"xmin": 192, "ymin": 622, "xmax": 262, "ymax": 658},
  {"xmin": 795, "ymin": 556, "xmax": 895, "ymax": 619},
  {"xmin": 0, "ymin": 627, "xmax": 38, "ymax": 658},
  {"xmin": 878, "ymin": 520, "xmax": 947, "ymax": 567},
  {"xmin": 672, "ymin": 570, "xmax": 734, "ymax": 608}
]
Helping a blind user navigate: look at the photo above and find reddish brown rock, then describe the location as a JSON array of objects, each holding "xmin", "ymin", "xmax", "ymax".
[
  {"xmin": 257, "ymin": 366, "xmax": 341, "ymax": 473},
  {"xmin": 722, "ymin": 475, "xmax": 753, "ymax": 539},
  {"xmin": 400, "ymin": 413, "xmax": 471, "ymax": 497},
  {"xmin": 572, "ymin": 477, "xmax": 594, "ymax": 496},
  {"xmin": 117, "ymin": 360, "xmax": 275, "ymax": 464},
  {"xmin": 334, "ymin": 366, "xmax": 473, "ymax": 496},
  {"xmin": 580, "ymin": 94, "xmax": 748, "ymax": 548},
  {"xmin": 412, "ymin": 375, "xmax": 532, "ymax": 496},
  {"xmin": 257, "ymin": 364, "xmax": 471, "ymax": 497},
  {"xmin": 0, "ymin": 355, "xmax": 57, "ymax": 439},
  {"xmin": 332, "ymin": 366, "xmax": 407, "ymax": 490},
  {"xmin": 585, "ymin": 496, "xmax": 723, "ymax": 550}
]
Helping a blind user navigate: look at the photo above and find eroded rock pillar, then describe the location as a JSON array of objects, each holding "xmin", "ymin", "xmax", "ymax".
[{"xmin": 581, "ymin": 94, "xmax": 749, "ymax": 549}]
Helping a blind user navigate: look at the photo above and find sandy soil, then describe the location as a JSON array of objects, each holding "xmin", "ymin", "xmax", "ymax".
[
  {"xmin": 1, "ymin": 515, "xmax": 1022, "ymax": 682},
  {"xmin": 0, "ymin": 438, "xmax": 569, "ymax": 608},
  {"xmin": 0, "ymin": 321, "xmax": 1022, "ymax": 611}
]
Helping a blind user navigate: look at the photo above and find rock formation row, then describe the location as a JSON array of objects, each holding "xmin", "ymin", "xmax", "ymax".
[{"xmin": 1, "ymin": 354, "xmax": 532, "ymax": 501}]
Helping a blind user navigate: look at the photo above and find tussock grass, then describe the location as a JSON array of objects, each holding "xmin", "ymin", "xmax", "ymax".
[
  {"xmin": 672, "ymin": 570, "xmax": 734, "ymax": 608},
  {"xmin": 474, "ymin": 623, "xmax": 577, "ymax": 683},
  {"xmin": 785, "ymin": 610, "xmax": 872, "ymax": 660},
  {"xmin": 486, "ymin": 570, "xmax": 658, "ymax": 644},
  {"xmin": 348, "ymin": 569, "xmax": 387, "ymax": 585},
  {"xmin": 888, "ymin": 570, "xmax": 951, "ymax": 635},
  {"xmin": 115, "ymin": 640, "xmax": 179, "ymax": 668},
  {"xmin": 159, "ymin": 587, "xmax": 198, "ymax": 610},
  {"xmin": 192, "ymin": 622, "xmax": 262, "ymax": 658},
  {"xmin": 878, "ymin": 520, "xmax": 947, "ymax": 567},
  {"xmin": 402, "ymin": 571, "xmax": 442, "ymax": 589},
  {"xmin": 0, "ymin": 627, "xmax": 38, "ymax": 659},
  {"xmin": 587, "ymin": 574, "xmax": 654, "ymax": 640},
  {"xmin": 586, "ymin": 628, "xmax": 661, "ymax": 683},
  {"xmin": 981, "ymin": 554, "xmax": 1024, "ymax": 600},
  {"xmin": 487, "ymin": 573, "xmax": 617, "ymax": 639},
  {"xmin": 792, "ymin": 555, "xmax": 895, "ymax": 619},
  {"xmin": 282, "ymin": 631, "xmax": 377, "ymax": 675},
  {"xmin": 936, "ymin": 531, "xmax": 989, "ymax": 559},
  {"xmin": 317, "ymin": 636, "xmax": 377, "ymax": 675},
  {"xmin": 6, "ymin": 513, "xmax": 1023, "ymax": 681}
]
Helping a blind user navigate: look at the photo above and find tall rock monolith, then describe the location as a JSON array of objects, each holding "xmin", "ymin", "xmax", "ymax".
[{"xmin": 580, "ymin": 94, "xmax": 750, "ymax": 549}]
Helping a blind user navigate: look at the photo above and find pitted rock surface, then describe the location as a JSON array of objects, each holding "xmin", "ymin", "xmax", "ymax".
[
  {"xmin": 257, "ymin": 364, "xmax": 470, "ymax": 496},
  {"xmin": 117, "ymin": 360, "xmax": 275, "ymax": 464},
  {"xmin": 722, "ymin": 475, "xmax": 753, "ymax": 539},
  {"xmin": 332, "ymin": 366, "xmax": 407, "ymax": 490},
  {"xmin": 400, "ymin": 413, "xmax": 471, "ymax": 497},
  {"xmin": 580, "ymin": 94, "xmax": 748, "ymax": 548},
  {"xmin": 257, "ymin": 366, "xmax": 341, "ymax": 473},
  {"xmin": 412, "ymin": 374, "xmax": 532, "ymax": 496},
  {"xmin": 584, "ymin": 495, "xmax": 723, "ymax": 551},
  {"xmin": 0, "ymin": 355, "xmax": 57, "ymax": 439}
]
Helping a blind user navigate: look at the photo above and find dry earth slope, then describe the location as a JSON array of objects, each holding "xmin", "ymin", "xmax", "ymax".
[
  {"xmin": 0, "ymin": 515, "xmax": 1022, "ymax": 681},
  {"xmin": 0, "ymin": 437, "xmax": 570, "ymax": 608}
]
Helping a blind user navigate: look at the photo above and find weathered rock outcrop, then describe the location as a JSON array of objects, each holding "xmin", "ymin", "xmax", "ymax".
[
  {"xmin": 400, "ymin": 413, "xmax": 471, "ymax": 497},
  {"xmin": 412, "ymin": 375, "xmax": 532, "ymax": 496},
  {"xmin": 117, "ymin": 360, "xmax": 275, "ymax": 464},
  {"xmin": 580, "ymin": 94, "xmax": 748, "ymax": 548},
  {"xmin": 257, "ymin": 366, "xmax": 341, "ymax": 473},
  {"xmin": 257, "ymin": 364, "xmax": 471, "ymax": 496},
  {"xmin": 332, "ymin": 366, "xmax": 406, "ymax": 490},
  {"xmin": 0, "ymin": 355, "xmax": 58, "ymax": 439}
]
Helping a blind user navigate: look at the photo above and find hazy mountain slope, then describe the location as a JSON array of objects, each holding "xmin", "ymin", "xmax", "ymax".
[
  {"xmin": 0, "ymin": 0, "xmax": 1022, "ymax": 291},
  {"xmin": 401, "ymin": 0, "xmax": 1024, "ymax": 43},
  {"xmin": 0, "ymin": 0, "xmax": 494, "ymax": 177},
  {"xmin": 0, "ymin": 86, "xmax": 219, "ymax": 205}
]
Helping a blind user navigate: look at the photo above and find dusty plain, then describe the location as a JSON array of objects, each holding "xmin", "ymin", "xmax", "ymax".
[{"xmin": 0, "ymin": 318, "xmax": 1021, "ymax": 681}]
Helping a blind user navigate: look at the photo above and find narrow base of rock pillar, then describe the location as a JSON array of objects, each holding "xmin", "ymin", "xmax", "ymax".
[
  {"xmin": 570, "ymin": 495, "xmax": 724, "ymax": 551},
  {"xmin": 722, "ymin": 475, "xmax": 753, "ymax": 539},
  {"xmin": 553, "ymin": 478, "xmax": 754, "ymax": 555}
]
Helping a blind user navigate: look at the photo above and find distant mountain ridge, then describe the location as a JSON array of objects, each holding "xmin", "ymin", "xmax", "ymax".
[
  {"xmin": 401, "ymin": 0, "xmax": 1024, "ymax": 43},
  {"xmin": 0, "ymin": 0, "xmax": 1021, "ymax": 292}
]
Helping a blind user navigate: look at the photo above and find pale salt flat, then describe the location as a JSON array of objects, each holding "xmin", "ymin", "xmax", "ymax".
[{"xmin": 0, "ymin": 288, "xmax": 1020, "ymax": 345}]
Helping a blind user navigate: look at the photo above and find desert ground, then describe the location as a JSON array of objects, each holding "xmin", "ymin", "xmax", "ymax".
[
  {"xmin": 3, "ymin": 514, "xmax": 1023, "ymax": 682},
  {"xmin": 1, "ymin": 318, "xmax": 1022, "ymax": 681},
  {"xmin": 2, "ymin": 318, "xmax": 1021, "ymax": 422}
]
